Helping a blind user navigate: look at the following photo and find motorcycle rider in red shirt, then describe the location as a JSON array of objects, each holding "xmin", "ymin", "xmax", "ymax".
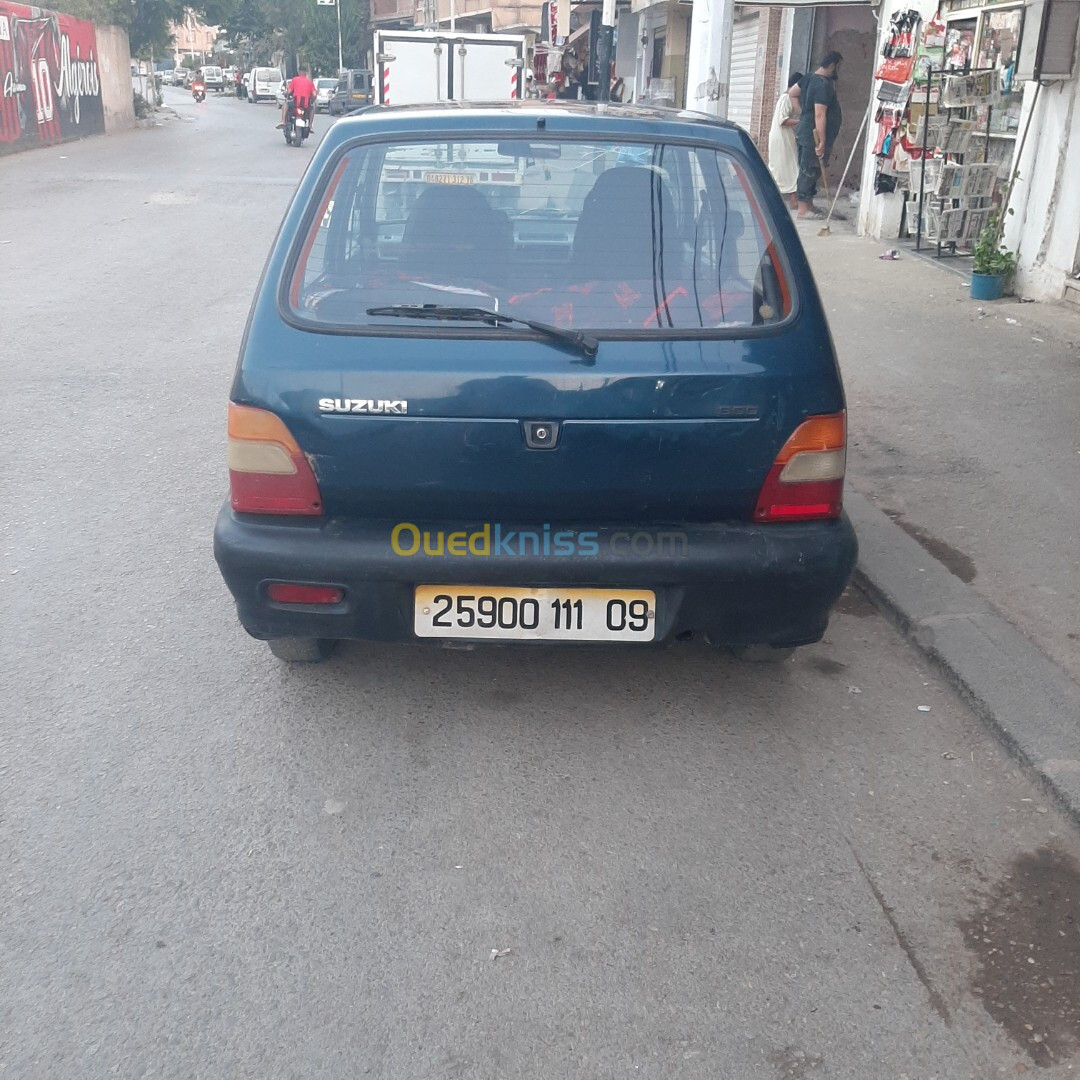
[{"xmin": 279, "ymin": 67, "xmax": 317, "ymax": 131}]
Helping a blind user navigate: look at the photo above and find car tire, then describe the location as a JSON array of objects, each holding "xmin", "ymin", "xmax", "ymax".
[
  {"xmin": 728, "ymin": 644, "xmax": 797, "ymax": 664},
  {"xmin": 267, "ymin": 637, "xmax": 337, "ymax": 663}
]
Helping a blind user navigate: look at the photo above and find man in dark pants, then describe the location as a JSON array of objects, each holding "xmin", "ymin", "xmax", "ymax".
[{"xmin": 795, "ymin": 51, "xmax": 843, "ymax": 219}]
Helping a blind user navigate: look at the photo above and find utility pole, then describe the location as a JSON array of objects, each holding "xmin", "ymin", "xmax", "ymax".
[
  {"xmin": 317, "ymin": 0, "xmax": 344, "ymax": 73},
  {"xmin": 336, "ymin": 0, "xmax": 343, "ymax": 72},
  {"xmin": 685, "ymin": 0, "xmax": 734, "ymax": 117},
  {"xmin": 596, "ymin": 0, "xmax": 615, "ymax": 101}
]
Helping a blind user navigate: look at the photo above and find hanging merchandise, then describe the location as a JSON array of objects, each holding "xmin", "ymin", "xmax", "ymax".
[
  {"xmin": 960, "ymin": 163, "xmax": 997, "ymax": 199},
  {"xmin": 914, "ymin": 11, "xmax": 946, "ymax": 84},
  {"xmin": 941, "ymin": 70, "xmax": 999, "ymax": 108},
  {"xmin": 940, "ymin": 119, "xmax": 976, "ymax": 154},
  {"xmin": 875, "ymin": 167, "xmax": 899, "ymax": 194},
  {"xmin": 883, "ymin": 9, "xmax": 921, "ymax": 58},
  {"xmin": 923, "ymin": 10, "xmax": 945, "ymax": 48},
  {"xmin": 873, "ymin": 102, "xmax": 907, "ymax": 156},
  {"xmin": 962, "ymin": 207, "xmax": 990, "ymax": 241},
  {"xmin": 877, "ymin": 78, "xmax": 913, "ymax": 102},
  {"xmin": 877, "ymin": 9, "xmax": 922, "ymax": 83}
]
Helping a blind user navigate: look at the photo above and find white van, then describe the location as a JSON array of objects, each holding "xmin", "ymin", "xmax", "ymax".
[
  {"xmin": 199, "ymin": 65, "xmax": 224, "ymax": 91},
  {"xmin": 248, "ymin": 67, "xmax": 283, "ymax": 104}
]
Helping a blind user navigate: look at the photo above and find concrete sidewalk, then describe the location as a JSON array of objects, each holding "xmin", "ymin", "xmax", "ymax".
[{"xmin": 793, "ymin": 221, "xmax": 1080, "ymax": 818}]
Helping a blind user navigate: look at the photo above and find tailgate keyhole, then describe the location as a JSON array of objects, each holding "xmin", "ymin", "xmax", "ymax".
[{"xmin": 522, "ymin": 421, "xmax": 560, "ymax": 450}]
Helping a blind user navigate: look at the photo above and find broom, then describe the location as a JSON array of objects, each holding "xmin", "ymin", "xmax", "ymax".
[
  {"xmin": 818, "ymin": 100, "xmax": 874, "ymax": 238},
  {"xmin": 817, "ymin": 155, "xmax": 833, "ymax": 236}
]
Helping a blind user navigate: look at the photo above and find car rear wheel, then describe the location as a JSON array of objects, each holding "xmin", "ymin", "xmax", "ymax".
[
  {"xmin": 728, "ymin": 644, "xmax": 797, "ymax": 664},
  {"xmin": 267, "ymin": 637, "xmax": 337, "ymax": 663}
]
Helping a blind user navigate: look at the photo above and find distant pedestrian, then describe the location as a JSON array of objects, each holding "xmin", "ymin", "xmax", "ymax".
[
  {"xmin": 795, "ymin": 51, "xmax": 843, "ymax": 219},
  {"xmin": 768, "ymin": 71, "xmax": 803, "ymax": 209}
]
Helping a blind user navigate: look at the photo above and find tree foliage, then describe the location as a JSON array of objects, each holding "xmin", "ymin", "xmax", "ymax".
[
  {"xmin": 54, "ymin": 0, "xmax": 370, "ymax": 70},
  {"xmin": 209, "ymin": 0, "xmax": 370, "ymax": 75},
  {"xmin": 56, "ymin": 0, "xmax": 189, "ymax": 56}
]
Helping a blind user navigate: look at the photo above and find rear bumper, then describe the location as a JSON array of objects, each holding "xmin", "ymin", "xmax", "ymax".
[{"xmin": 213, "ymin": 506, "xmax": 857, "ymax": 647}]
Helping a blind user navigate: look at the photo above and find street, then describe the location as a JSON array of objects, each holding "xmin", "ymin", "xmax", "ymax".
[{"xmin": 2, "ymin": 89, "xmax": 1079, "ymax": 1078}]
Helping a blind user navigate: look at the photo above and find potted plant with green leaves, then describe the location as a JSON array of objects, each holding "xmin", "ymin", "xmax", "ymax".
[{"xmin": 970, "ymin": 213, "xmax": 1017, "ymax": 301}]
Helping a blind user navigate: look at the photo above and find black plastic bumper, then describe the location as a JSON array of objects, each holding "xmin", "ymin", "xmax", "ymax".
[{"xmin": 213, "ymin": 505, "xmax": 858, "ymax": 647}]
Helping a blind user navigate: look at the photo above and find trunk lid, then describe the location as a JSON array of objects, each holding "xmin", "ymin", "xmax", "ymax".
[{"xmin": 237, "ymin": 332, "xmax": 839, "ymax": 524}]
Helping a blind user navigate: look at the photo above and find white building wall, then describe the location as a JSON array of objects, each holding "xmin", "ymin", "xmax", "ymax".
[{"xmin": 1004, "ymin": 77, "xmax": 1080, "ymax": 300}]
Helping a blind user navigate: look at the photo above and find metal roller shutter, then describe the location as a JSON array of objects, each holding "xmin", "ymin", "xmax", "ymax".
[{"xmin": 728, "ymin": 12, "xmax": 759, "ymax": 131}]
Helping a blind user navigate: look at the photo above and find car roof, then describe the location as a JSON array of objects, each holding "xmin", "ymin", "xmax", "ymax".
[{"xmin": 321, "ymin": 101, "xmax": 745, "ymax": 150}]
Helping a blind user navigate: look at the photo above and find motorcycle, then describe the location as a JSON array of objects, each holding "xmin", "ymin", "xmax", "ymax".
[
  {"xmin": 283, "ymin": 94, "xmax": 313, "ymax": 147},
  {"xmin": 192, "ymin": 79, "xmax": 205, "ymax": 103}
]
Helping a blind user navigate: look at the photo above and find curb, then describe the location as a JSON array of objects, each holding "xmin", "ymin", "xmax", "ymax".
[{"xmin": 845, "ymin": 491, "xmax": 1080, "ymax": 823}]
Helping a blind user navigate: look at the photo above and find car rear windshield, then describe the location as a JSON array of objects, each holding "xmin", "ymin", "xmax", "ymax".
[
  {"xmin": 288, "ymin": 137, "xmax": 793, "ymax": 333},
  {"xmin": 258, "ymin": 68, "xmax": 281, "ymax": 81}
]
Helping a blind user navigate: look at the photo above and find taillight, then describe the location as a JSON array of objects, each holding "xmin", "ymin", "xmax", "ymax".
[
  {"xmin": 227, "ymin": 404, "xmax": 323, "ymax": 516},
  {"xmin": 754, "ymin": 412, "xmax": 846, "ymax": 522},
  {"xmin": 267, "ymin": 583, "xmax": 343, "ymax": 604}
]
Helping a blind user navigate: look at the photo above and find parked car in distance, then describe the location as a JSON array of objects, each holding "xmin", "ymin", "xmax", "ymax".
[
  {"xmin": 213, "ymin": 102, "xmax": 858, "ymax": 664},
  {"xmin": 199, "ymin": 66, "xmax": 225, "ymax": 92},
  {"xmin": 315, "ymin": 77, "xmax": 337, "ymax": 111},
  {"xmin": 248, "ymin": 67, "xmax": 283, "ymax": 103},
  {"xmin": 327, "ymin": 69, "xmax": 373, "ymax": 115}
]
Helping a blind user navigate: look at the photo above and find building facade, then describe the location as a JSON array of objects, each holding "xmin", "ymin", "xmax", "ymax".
[
  {"xmin": 169, "ymin": 11, "xmax": 220, "ymax": 66},
  {"xmin": 372, "ymin": 0, "xmax": 544, "ymax": 34}
]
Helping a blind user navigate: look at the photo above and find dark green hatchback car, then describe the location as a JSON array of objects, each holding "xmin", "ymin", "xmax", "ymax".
[{"xmin": 214, "ymin": 102, "xmax": 857, "ymax": 662}]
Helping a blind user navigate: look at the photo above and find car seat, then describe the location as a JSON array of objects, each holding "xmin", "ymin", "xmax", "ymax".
[
  {"xmin": 571, "ymin": 167, "xmax": 684, "ymax": 284},
  {"xmin": 399, "ymin": 185, "xmax": 511, "ymax": 284}
]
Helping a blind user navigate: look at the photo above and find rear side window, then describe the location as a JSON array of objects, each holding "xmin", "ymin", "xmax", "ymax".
[{"xmin": 288, "ymin": 138, "xmax": 793, "ymax": 333}]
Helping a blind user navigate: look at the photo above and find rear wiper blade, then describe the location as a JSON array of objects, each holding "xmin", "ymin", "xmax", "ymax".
[{"xmin": 366, "ymin": 304, "xmax": 599, "ymax": 362}]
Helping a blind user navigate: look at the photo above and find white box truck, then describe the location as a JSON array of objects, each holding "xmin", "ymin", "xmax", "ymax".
[{"xmin": 374, "ymin": 29, "xmax": 527, "ymax": 105}]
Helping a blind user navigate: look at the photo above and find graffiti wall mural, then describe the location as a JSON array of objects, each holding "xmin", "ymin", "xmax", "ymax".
[{"xmin": 0, "ymin": 3, "xmax": 104, "ymax": 153}]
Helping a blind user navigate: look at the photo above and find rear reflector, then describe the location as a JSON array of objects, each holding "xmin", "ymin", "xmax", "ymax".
[
  {"xmin": 755, "ymin": 412, "xmax": 846, "ymax": 522},
  {"xmin": 227, "ymin": 404, "xmax": 323, "ymax": 516},
  {"xmin": 267, "ymin": 583, "xmax": 343, "ymax": 605}
]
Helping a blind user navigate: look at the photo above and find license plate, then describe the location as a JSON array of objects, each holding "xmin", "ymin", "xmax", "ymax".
[
  {"xmin": 414, "ymin": 586, "xmax": 656, "ymax": 642},
  {"xmin": 296, "ymin": 118, "xmax": 307, "ymax": 127},
  {"xmin": 423, "ymin": 171, "xmax": 475, "ymax": 186}
]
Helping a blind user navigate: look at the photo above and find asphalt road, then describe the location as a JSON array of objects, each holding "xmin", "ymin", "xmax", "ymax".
[{"xmin": 2, "ymin": 91, "xmax": 1079, "ymax": 1079}]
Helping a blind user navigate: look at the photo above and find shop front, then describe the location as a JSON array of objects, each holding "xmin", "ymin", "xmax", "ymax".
[{"xmin": 858, "ymin": 0, "xmax": 1080, "ymax": 302}]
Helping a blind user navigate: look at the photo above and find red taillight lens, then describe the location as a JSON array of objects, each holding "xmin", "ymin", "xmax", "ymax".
[
  {"xmin": 267, "ymin": 583, "xmax": 343, "ymax": 604},
  {"xmin": 227, "ymin": 404, "xmax": 323, "ymax": 516},
  {"xmin": 754, "ymin": 412, "xmax": 846, "ymax": 522}
]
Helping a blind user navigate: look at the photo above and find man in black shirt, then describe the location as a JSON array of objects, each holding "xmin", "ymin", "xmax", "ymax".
[{"xmin": 795, "ymin": 51, "xmax": 843, "ymax": 219}]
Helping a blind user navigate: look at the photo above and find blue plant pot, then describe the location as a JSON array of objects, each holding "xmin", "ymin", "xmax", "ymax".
[{"xmin": 970, "ymin": 272, "xmax": 1005, "ymax": 301}]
